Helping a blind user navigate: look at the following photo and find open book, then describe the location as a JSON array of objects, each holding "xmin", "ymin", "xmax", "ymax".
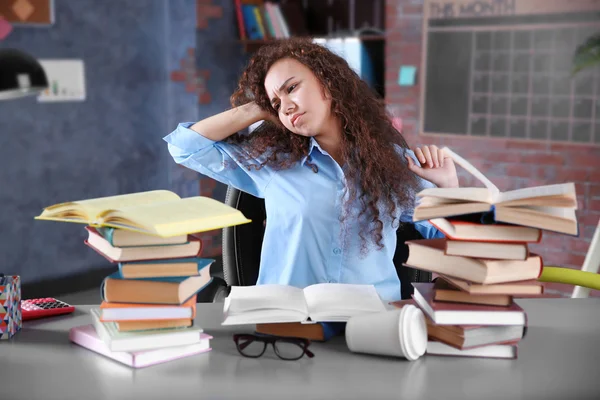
[
  {"xmin": 222, "ymin": 283, "xmax": 387, "ymax": 325},
  {"xmin": 35, "ymin": 190, "xmax": 251, "ymax": 237},
  {"xmin": 413, "ymin": 148, "xmax": 578, "ymax": 235}
]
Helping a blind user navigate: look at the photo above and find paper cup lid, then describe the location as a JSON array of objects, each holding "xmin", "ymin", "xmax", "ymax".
[
  {"xmin": 400, "ymin": 305, "xmax": 427, "ymax": 361},
  {"xmin": 406, "ymin": 306, "xmax": 428, "ymax": 358}
]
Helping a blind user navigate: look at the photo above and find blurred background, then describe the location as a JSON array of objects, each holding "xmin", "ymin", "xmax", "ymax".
[{"xmin": 0, "ymin": 0, "xmax": 598, "ymax": 299}]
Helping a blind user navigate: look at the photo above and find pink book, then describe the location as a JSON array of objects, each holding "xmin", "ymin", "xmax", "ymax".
[{"xmin": 69, "ymin": 324, "xmax": 212, "ymax": 368}]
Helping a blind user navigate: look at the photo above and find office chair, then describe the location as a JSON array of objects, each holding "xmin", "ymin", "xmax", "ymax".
[
  {"xmin": 538, "ymin": 219, "xmax": 600, "ymax": 298},
  {"xmin": 212, "ymin": 186, "xmax": 431, "ymax": 301}
]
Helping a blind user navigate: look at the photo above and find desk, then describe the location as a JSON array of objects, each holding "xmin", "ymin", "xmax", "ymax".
[{"xmin": 1, "ymin": 299, "xmax": 600, "ymax": 400}]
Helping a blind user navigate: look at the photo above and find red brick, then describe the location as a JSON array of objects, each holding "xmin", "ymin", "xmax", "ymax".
[
  {"xmin": 555, "ymin": 168, "xmax": 591, "ymax": 182},
  {"xmin": 482, "ymin": 152, "xmax": 521, "ymax": 163},
  {"xmin": 569, "ymin": 237, "xmax": 593, "ymax": 254},
  {"xmin": 570, "ymin": 153, "xmax": 600, "ymax": 167},
  {"xmin": 590, "ymin": 170, "xmax": 600, "ymax": 184},
  {"xmin": 170, "ymin": 70, "xmax": 186, "ymax": 82},
  {"xmin": 505, "ymin": 164, "xmax": 536, "ymax": 178},
  {"xmin": 198, "ymin": 5, "xmax": 223, "ymax": 18},
  {"xmin": 540, "ymin": 282, "xmax": 571, "ymax": 296},
  {"xmin": 579, "ymin": 212, "xmax": 600, "ymax": 226},
  {"xmin": 521, "ymin": 153, "xmax": 565, "ymax": 166},
  {"xmin": 185, "ymin": 83, "xmax": 197, "ymax": 93},
  {"xmin": 542, "ymin": 251, "xmax": 586, "ymax": 269},
  {"xmin": 589, "ymin": 198, "xmax": 600, "ymax": 212},
  {"xmin": 550, "ymin": 142, "xmax": 600, "ymax": 155},
  {"xmin": 506, "ymin": 141, "xmax": 548, "ymax": 151},
  {"xmin": 590, "ymin": 184, "xmax": 600, "ymax": 197},
  {"xmin": 197, "ymin": 18, "xmax": 208, "ymax": 29},
  {"xmin": 199, "ymin": 92, "xmax": 212, "ymax": 104},
  {"xmin": 584, "ymin": 224, "xmax": 599, "ymax": 240}
]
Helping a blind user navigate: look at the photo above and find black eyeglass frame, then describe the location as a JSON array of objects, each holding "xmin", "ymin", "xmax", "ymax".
[{"xmin": 233, "ymin": 333, "xmax": 315, "ymax": 361}]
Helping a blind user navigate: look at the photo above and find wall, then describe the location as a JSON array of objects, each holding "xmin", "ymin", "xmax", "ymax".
[
  {"xmin": 385, "ymin": 0, "xmax": 600, "ymax": 295},
  {"xmin": 168, "ymin": 0, "xmax": 249, "ymax": 257},
  {"xmin": 0, "ymin": 0, "xmax": 196, "ymax": 287}
]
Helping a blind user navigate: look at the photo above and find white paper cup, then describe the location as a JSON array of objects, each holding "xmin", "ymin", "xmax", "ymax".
[{"xmin": 345, "ymin": 304, "xmax": 427, "ymax": 361}]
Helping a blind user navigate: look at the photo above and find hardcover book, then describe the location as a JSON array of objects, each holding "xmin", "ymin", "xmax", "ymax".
[{"xmin": 69, "ymin": 324, "xmax": 211, "ymax": 368}]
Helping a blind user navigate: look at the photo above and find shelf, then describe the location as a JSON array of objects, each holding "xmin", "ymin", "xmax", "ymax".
[{"xmin": 239, "ymin": 34, "xmax": 386, "ymax": 47}]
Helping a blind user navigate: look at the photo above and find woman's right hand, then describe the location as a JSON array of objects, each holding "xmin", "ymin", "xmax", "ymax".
[{"xmin": 249, "ymin": 101, "xmax": 279, "ymax": 125}]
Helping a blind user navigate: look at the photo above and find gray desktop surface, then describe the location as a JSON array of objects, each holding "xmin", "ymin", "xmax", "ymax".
[{"xmin": 1, "ymin": 298, "xmax": 600, "ymax": 400}]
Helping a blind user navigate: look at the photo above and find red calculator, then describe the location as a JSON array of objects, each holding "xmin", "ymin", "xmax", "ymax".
[{"xmin": 21, "ymin": 298, "xmax": 75, "ymax": 321}]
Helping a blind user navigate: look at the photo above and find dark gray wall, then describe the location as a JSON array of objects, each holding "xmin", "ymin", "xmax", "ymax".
[{"xmin": 0, "ymin": 0, "xmax": 197, "ymax": 284}]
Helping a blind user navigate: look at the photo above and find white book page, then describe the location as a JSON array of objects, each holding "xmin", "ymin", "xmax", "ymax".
[
  {"xmin": 303, "ymin": 284, "xmax": 386, "ymax": 321},
  {"xmin": 442, "ymin": 147, "xmax": 499, "ymax": 200},
  {"xmin": 506, "ymin": 205, "xmax": 577, "ymax": 220},
  {"xmin": 417, "ymin": 187, "xmax": 493, "ymax": 203},
  {"xmin": 224, "ymin": 285, "xmax": 308, "ymax": 316},
  {"xmin": 497, "ymin": 183, "xmax": 576, "ymax": 204}
]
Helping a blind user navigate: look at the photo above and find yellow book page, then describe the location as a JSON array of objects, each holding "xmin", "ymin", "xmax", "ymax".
[
  {"xmin": 100, "ymin": 196, "xmax": 252, "ymax": 237},
  {"xmin": 35, "ymin": 190, "xmax": 181, "ymax": 223}
]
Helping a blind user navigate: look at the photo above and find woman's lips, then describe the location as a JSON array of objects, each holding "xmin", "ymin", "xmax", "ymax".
[{"xmin": 291, "ymin": 113, "xmax": 304, "ymax": 127}]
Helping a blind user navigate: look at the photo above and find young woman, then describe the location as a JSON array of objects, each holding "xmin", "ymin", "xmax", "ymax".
[{"xmin": 164, "ymin": 38, "xmax": 458, "ymax": 301}]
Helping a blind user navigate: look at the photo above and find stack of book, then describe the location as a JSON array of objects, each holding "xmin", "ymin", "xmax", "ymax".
[
  {"xmin": 35, "ymin": 189, "xmax": 252, "ymax": 368},
  {"xmin": 402, "ymin": 148, "xmax": 578, "ymax": 359}
]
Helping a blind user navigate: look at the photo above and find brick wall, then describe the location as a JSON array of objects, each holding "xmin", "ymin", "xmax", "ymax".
[
  {"xmin": 169, "ymin": 0, "xmax": 247, "ymax": 258},
  {"xmin": 385, "ymin": 0, "xmax": 600, "ymax": 296}
]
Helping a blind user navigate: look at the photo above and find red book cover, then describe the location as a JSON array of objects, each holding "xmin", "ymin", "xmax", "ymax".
[{"xmin": 235, "ymin": 0, "xmax": 246, "ymax": 39}]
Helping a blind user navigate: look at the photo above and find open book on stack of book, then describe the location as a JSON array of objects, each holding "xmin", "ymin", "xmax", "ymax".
[
  {"xmin": 36, "ymin": 190, "xmax": 253, "ymax": 368},
  {"xmin": 402, "ymin": 147, "xmax": 577, "ymax": 359}
]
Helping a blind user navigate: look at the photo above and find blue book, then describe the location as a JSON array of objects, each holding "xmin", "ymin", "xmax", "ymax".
[
  {"xmin": 116, "ymin": 257, "xmax": 214, "ymax": 280},
  {"xmin": 100, "ymin": 267, "xmax": 213, "ymax": 305},
  {"xmin": 95, "ymin": 226, "xmax": 188, "ymax": 248},
  {"xmin": 242, "ymin": 5, "xmax": 262, "ymax": 40}
]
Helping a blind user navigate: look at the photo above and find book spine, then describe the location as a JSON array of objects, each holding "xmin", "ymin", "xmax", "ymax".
[
  {"xmin": 96, "ymin": 227, "xmax": 116, "ymax": 246},
  {"xmin": 234, "ymin": 0, "xmax": 246, "ymax": 40}
]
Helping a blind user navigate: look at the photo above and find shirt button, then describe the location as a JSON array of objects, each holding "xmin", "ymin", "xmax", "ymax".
[{"xmin": 333, "ymin": 248, "xmax": 342, "ymax": 255}]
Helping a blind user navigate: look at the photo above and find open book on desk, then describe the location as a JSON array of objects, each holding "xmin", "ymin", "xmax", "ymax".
[
  {"xmin": 222, "ymin": 283, "xmax": 387, "ymax": 325},
  {"xmin": 35, "ymin": 190, "xmax": 251, "ymax": 237},
  {"xmin": 413, "ymin": 148, "xmax": 578, "ymax": 235}
]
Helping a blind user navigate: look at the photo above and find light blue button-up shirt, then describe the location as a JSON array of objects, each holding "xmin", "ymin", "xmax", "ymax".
[{"xmin": 164, "ymin": 122, "xmax": 442, "ymax": 301}]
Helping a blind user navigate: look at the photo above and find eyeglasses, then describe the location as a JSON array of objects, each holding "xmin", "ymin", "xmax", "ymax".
[{"xmin": 233, "ymin": 333, "xmax": 315, "ymax": 361}]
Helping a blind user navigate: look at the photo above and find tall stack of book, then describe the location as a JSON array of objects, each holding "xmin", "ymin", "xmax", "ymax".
[
  {"xmin": 35, "ymin": 190, "xmax": 252, "ymax": 368},
  {"xmin": 403, "ymin": 148, "xmax": 578, "ymax": 359}
]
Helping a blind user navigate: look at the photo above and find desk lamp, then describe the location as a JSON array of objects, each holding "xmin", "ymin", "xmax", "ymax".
[{"xmin": 0, "ymin": 48, "xmax": 48, "ymax": 100}]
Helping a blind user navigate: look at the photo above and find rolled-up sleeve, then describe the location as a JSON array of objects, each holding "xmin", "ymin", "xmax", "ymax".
[{"xmin": 163, "ymin": 122, "xmax": 273, "ymax": 198}]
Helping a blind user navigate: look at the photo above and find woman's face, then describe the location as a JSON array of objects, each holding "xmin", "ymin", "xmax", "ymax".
[{"xmin": 264, "ymin": 58, "xmax": 333, "ymax": 137}]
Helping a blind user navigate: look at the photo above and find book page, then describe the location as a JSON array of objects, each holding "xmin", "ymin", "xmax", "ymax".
[
  {"xmin": 100, "ymin": 196, "xmax": 252, "ymax": 237},
  {"xmin": 497, "ymin": 183, "xmax": 576, "ymax": 205},
  {"xmin": 303, "ymin": 283, "xmax": 386, "ymax": 321},
  {"xmin": 37, "ymin": 190, "xmax": 180, "ymax": 222},
  {"xmin": 417, "ymin": 187, "xmax": 493, "ymax": 203},
  {"xmin": 442, "ymin": 147, "xmax": 499, "ymax": 199},
  {"xmin": 224, "ymin": 285, "xmax": 308, "ymax": 315},
  {"xmin": 503, "ymin": 205, "xmax": 577, "ymax": 220}
]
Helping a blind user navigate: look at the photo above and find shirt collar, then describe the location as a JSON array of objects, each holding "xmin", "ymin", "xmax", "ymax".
[{"xmin": 300, "ymin": 137, "xmax": 323, "ymax": 165}]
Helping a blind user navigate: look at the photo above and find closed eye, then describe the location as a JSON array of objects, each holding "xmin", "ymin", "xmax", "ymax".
[{"xmin": 272, "ymin": 101, "xmax": 280, "ymax": 111}]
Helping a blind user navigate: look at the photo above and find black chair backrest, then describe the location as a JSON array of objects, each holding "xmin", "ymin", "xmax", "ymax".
[{"xmin": 222, "ymin": 187, "xmax": 430, "ymax": 299}]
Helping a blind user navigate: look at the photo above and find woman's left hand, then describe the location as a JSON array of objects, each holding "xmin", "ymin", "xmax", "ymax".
[{"xmin": 405, "ymin": 145, "xmax": 459, "ymax": 188}]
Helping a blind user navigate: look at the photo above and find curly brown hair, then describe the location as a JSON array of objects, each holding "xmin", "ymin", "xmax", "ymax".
[{"xmin": 227, "ymin": 38, "xmax": 421, "ymax": 253}]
